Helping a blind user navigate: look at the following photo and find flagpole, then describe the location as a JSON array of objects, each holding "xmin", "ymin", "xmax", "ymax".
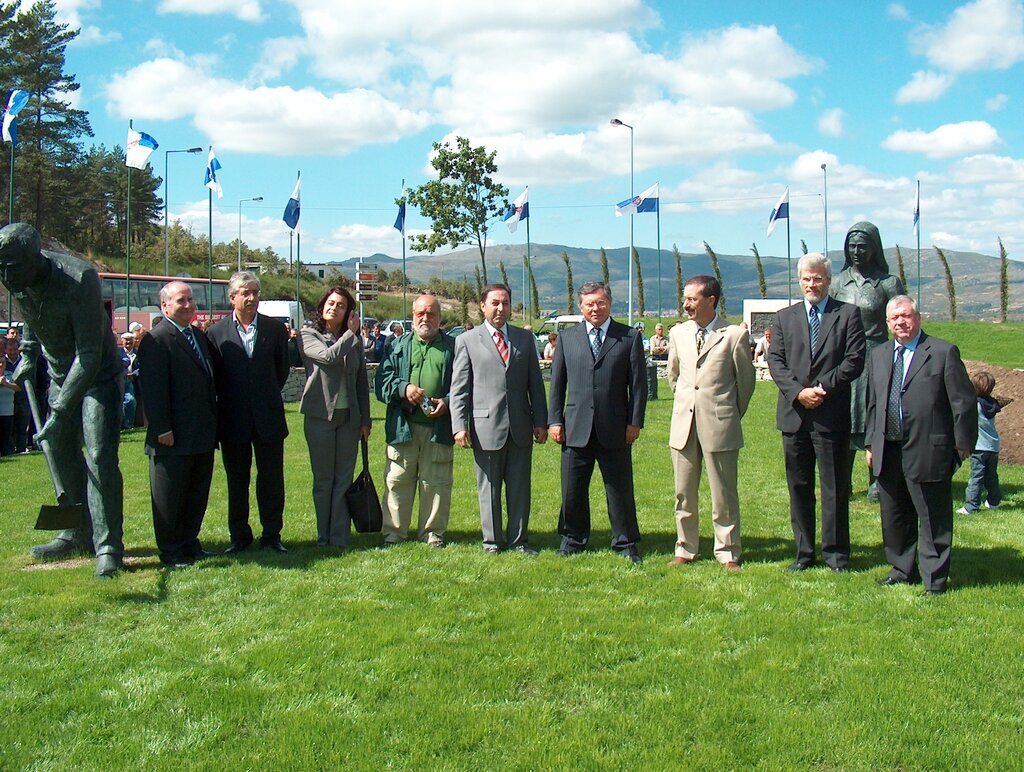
[
  {"xmin": 126, "ymin": 119, "xmax": 133, "ymax": 334},
  {"xmin": 526, "ymin": 215, "xmax": 532, "ymax": 323},
  {"xmin": 294, "ymin": 170, "xmax": 301, "ymax": 309},
  {"xmin": 786, "ymin": 214, "xmax": 792, "ymax": 304},
  {"xmin": 656, "ymin": 197, "xmax": 662, "ymax": 322},
  {"xmin": 915, "ymin": 179, "xmax": 921, "ymax": 308},
  {"xmin": 7, "ymin": 139, "xmax": 14, "ymax": 324},
  {"xmin": 401, "ymin": 178, "xmax": 407, "ymax": 321},
  {"xmin": 208, "ymin": 187, "xmax": 214, "ymax": 324}
]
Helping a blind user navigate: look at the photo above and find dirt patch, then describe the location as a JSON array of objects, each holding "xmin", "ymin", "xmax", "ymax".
[
  {"xmin": 964, "ymin": 360, "xmax": 1024, "ymax": 465},
  {"xmin": 22, "ymin": 552, "xmax": 154, "ymax": 572}
]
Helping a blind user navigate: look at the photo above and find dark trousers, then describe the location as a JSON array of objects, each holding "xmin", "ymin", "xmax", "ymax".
[
  {"xmin": 878, "ymin": 440, "xmax": 954, "ymax": 592},
  {"xmin": 150, "ymin": 451, "xmax": 214, "ymax": 560},
  {"xmin": 558, "ymin": 432, "xmax": 640, "ymax": 553},
  {"xmin": 782, "ymin": 429, "xmax": 851, "ymax": 569},
  {"xmin": 12, "ymin": 395, "xmax": 30, "ymax": 452},
  {"xmin": 0, "ymin": 414, "xmax": 12, "ymax": 455},
  {"xmin": 221, "ymin": 435, "xmax": 285, "ymax": 546},
  {"xmin": 964, "ymin": 451, "xmax": 1001, "ymax": 512}
]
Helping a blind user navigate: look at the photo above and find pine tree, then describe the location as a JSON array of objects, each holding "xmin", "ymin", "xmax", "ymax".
[
  {"xmin": 800, "ymin": 239, "xmax": 809, "ymax": 255},
  {"xmin": 599, "ymin": 246, "xmax": 610, "ymax": 287},
  {"xmin": 894, "ymin": 244, "xmax": 908, "ymax": 290},
  {"xmin": 702, "ymin": 241, "xmax": 726, "ymax": 317},
  {"xmin": 998, "ymin": 237, "xmax": 1009, "ymax": 323},
  {"xmin": 672, "ymin": 243, "xmax": 684, "ymax": 317},
  {"xmin": 933, "ymin": 245, "xmax": 956, "ymax": 321},
  {"xmin": 526, "ymin": 255, "xmax": 539, "ymax": 323},
  {"xmin": 632, "ymin": 246, "xmax": 645, "ymax": 317},
  {"xmin": 498, "ymin": 259, "xmax": 509, "ymax": 290},
  {"xmin": 750, "ymin": 242, "xmax": 767, "ymax": 299},
  {"xmin": 561, "ymin": 251, "xmax": 573, "ymax": 313}
]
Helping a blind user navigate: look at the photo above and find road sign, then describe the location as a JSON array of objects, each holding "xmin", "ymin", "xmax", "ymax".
[
  {"xmin": 356, "ymin": 262, "xmax": 377, "ymax": 273},
  {"xmin": 357, "ymin": 292, "xmax": 379, "ymax": 303},
  {"xmin": 357, "ymin": 272, "xmax": 377, "ymax": 283}
]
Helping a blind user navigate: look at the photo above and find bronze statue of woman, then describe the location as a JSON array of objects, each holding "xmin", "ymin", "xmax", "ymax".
[{"xmin": 830, "ymin": 222, "xmax": 905, "ymax": 500}]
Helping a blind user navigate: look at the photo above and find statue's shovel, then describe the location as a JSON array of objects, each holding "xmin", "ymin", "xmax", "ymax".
[{"xmin": 18, "ymin": 375, "xmax": 84, "ymax": 530}]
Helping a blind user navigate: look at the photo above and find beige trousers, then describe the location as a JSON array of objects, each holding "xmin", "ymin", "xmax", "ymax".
[
  {"xmin": 671, "ymin": 430, "xmax": 741, "ymax": 563},
  {"xmin": 383, "ymin": 423, "xmax": 454, "ymax": 545}
]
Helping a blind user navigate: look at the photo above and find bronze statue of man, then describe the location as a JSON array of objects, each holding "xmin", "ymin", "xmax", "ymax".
[
  {"xmin": 0, "ymin": 223, "xmax": 125, "ymax": 577},
  {"xmin": 829, "ymin": 221, "xmax": 905, "ymax": 500}
]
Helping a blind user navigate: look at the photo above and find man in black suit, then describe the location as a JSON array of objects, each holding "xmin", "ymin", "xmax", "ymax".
[
  {"xmin": 206, "ymin": 272, "xmax": 291, "ymax": 555},
  {"xmin": 866, "ymin": 295, "xmax": 976, "ymax": 595},
  {"xmin": 548, "ymin": 281, "xmax": 647, "ymax": 564},
  {"xmin": 137, "ymin": 281, "xmax": 218, "ymax": 568},
  {"xmin": 768, "ymin": 253, "xmax": 865, "ymax": 572}
]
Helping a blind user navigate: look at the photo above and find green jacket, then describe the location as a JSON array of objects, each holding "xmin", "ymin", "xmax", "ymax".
[{"xmin": 374, "ymin": 331, "xmax": 456, "ymax": 446}]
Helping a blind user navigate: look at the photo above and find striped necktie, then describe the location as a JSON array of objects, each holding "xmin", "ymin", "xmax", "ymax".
[
  {"xmin": 182, "ymin": 325, "xmax": 205, "ymax": 364},
  {"xmin": 494, "ymin": 329, "xmax": 509, "ymax": 364},
  {"xmin": 809, "ymin": 306, "xmax": 820, "ymax": 355}
]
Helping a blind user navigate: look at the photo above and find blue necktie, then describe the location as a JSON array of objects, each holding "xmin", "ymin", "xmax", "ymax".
[
  {"xmin": 183, "ymin": 326, "xmax": 204, "ymax": 364},
  {"xmin": 809, "ymin": 306, "xmax": 820, "ymax": 355},
  {"xmin": 590, "ymin": 327, "xmax": 603, "ymax": 359}
]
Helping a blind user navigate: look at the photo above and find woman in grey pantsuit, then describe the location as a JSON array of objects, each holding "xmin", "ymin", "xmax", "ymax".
[{"xmin": 299, "ymin": 286, "xmax": 371, "ymax": 547}]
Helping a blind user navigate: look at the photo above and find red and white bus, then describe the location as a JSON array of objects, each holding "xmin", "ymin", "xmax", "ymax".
[{"xmin": 98, "ymin": 272, "xmax": 231, "ymax": 332}]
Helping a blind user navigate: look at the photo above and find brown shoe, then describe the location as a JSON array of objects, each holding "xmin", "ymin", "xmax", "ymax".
[
  {"xmin": 668, "ymin": 556, "xmax": 694, "ymax": 566},
  {"xmin": 724, "ymin": 561, "xmax": 741, "ymax": 573}
]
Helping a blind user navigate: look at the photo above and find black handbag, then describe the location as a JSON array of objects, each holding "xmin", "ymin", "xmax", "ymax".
[{"xmin": 346, "ymin": 436, "xmax": 383, "ymax": 533}]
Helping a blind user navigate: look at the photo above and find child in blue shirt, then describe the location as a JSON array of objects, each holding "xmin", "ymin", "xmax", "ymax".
[{"xmin": 958, "ymin": 371, "xmax": 1002, "ymax": 515}]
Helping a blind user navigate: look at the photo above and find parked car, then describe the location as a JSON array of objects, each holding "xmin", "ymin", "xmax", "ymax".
[{"xmin": 533, "ymin": 314, "xmax": 583, "ymax": 350}]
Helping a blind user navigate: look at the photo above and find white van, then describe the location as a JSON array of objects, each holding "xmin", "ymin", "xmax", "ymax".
[{"xmin": 259, "ymin": 299, "xmax": 305, "ymax": 330}]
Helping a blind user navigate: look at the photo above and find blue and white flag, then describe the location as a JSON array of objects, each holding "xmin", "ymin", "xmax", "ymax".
[
  {"xmin": 125, "ymin": 128, "xmax": 159, "ymax": 169},
  {"xmin": 503, "ymin": 186, "xmax": 529, "ymax": 233},
  {"xmin": 393, "ymin": 186, "xmax": 406, "ymax": 236},
  {"xmin": 913, "ymin": 181, "xmax": 920, "ymax": 238},
  {"xmin": 766, "ymin": 186, "xmax": 789, "ymax": 237},
  {"xmin": 204, "ymin": 147, "xmax": 223, "ymax": 199},
  {"xmin": 283, "ymin": 176, "xmax": 301, "ymax": 230},
  {"xmin": 2, "ymin": 89, "xmax": 29, "ymax": 145},
  {"xmin": 615, "ymin": 183, "xmax": 658, "ymax": 217}
]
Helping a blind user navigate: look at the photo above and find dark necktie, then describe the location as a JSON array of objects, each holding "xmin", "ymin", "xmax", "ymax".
[
  {"xmin": 696, "ymin": 327, "xmax": 706, "ymax": 355},
  {"xmin": 590, "ymin": 327, "xmax": 603, "ymax": 359},
  {"xmin": 809, "ymin": 306, "xmax": 820, "ymax": 355},
  {"xmin": 885, "ymin": 344, "xmax": 906, "ymax": 440},
  {"xmin": 182, "ymin": 326, "xmax": 205, "ymax": 365},
  {"xmin": 494, "ymin": 329, "xmax": 509, "ymax": 364}
]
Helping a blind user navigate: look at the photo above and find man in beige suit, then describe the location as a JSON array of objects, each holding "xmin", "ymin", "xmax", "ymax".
[{"xmin": 667, "ymin": 275, "xmax": 756, "ymax": 570}]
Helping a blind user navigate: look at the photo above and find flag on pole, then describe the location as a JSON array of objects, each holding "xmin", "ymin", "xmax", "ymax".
[
  {"xmin": 767, "ymin": 186, "xmax": 789, "ymax": 237},
  {"xmin": 393, "ymin": 186, "xmax": 406, "ymax": 235},
  {"xmin": 615, "ymin": 183, "xmax": 658, "ymax": 217},
  {"xmin": 913, "ymin": 181, "xmax": 920, "ymax": 237},
  {"xmin": 204, "ymin": 147, "xmax": 223, "ymax": 198},
  {"xmin": 2, "ymin": 89, "xmax": 29, "ymax": 145},
  {"xmin": 125, "ymin": 128, "xmax": 159, "ymax": 169},
  {"xmin": 503, "ymin": 186, "xmax": 529, "ymax": 233},
  {"xmin": 283, "ymin": 176, "xmax": 301, "ymax": 230}
]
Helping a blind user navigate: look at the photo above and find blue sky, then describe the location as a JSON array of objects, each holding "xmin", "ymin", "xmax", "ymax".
[{"xmin": 53, "ymin": 0, "xmax": 1024, "ymax": 265}]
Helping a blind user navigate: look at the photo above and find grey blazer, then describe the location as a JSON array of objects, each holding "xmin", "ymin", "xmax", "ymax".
[
  {"xmin": 450, "ymin": 324, "xmax": 547, "ymax": 451},
  {"xmin": 299, "ymin": 327, "xmax": 371, "ymax": 428}
]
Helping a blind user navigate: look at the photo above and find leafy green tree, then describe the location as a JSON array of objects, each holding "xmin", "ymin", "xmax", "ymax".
[
  {"xmin": 632, "ymin": 247, "xmax": 645, "ymax": 318},
  {"xmin": 599, "ymin": 247, "xmax": 610, "ymax": 287},
  {"xmin": 702, "ymin": 241, "xmax": 726, "ymax": 317},
  {"xmin": 998, "ymin": 237, "xmax": 1009, "ymax": 323},
  {"xmin": 750, "ymin": 243, "xmax": 767, "ymax": 299},
  {"xmin": 672, "ymin": 243, "xmax": 684, "ymax": 317},
  {"xmin": 406, "ymin": 136, "xmax": 509, "ymax": 283},
  {"xmin": 459, "ymin": 275, "xmax": 471, "ymax": 324},
  {"xmin": 526, "ymin": 255, "xmax": 539, "ymax": 323},
  {"xmin": 498, "ymin": 259, "xmax": 509, "ymax": 290},
  {"xmin": 933, "ymin": 245, "xmax": 956, "ymax": 321},
  {"xmin": 561, "ymin": 251, "xmax": 574, "ymax": 313},
  {"xmin": 473, "ymin": 265, "xmax": 483, "ymax": 302}
]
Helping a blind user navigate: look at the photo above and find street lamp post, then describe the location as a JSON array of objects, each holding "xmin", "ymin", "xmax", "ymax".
[
  {"xmin": 611, "ymin": 117, "xmax": 634, "ymax": 325},
  {"xmin": 163, "ymin": 146, "xmax": 204, "ymax": 275},
  {"xmin": 821, "ymin": 163, "xmax": 829, "ymax": 258},
  {"xmin": 237, "ymin": 196, "xmax": 264, "ymax": 271}
]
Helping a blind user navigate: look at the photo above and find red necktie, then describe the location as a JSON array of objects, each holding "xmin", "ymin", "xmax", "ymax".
[{"xmin": 495, "ymin": 329, "xmax": 509, "ymax": 364}]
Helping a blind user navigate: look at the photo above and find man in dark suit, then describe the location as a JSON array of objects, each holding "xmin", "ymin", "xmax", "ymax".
[
  {"xmin": 206, "ymin": 272, "xmax": 291, "ymax": 555},
  {"xmin": 768, "ymin": 253, "xmax": 865, "ymax": 572},
  {"xmin": 450, "ymin": 283, "xmax": 548, "ymax": 554},
  {"xmin": 865, "ymin": 295, "xmax": 976, "ymax": 595},
  {"xmin": 137, "ymin": 281, "xmax": 218, "ymax": 568},
  {"xmin": 548, "ymin": 280, "xmax": 647, "ymax": 564}
]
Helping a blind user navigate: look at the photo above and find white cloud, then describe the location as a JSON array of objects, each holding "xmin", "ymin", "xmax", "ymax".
[
  {"xmin": 985, "ymin": 93, "xmax": 1009, "ymax": 111},
  {"xmin": 817, "ymin": 108, "xmax": 844, "ymax": 137},
  {"xmin": 947, "ymin": 153, "xmax": 1024, "ymax": 184},
  {"xmin": 158, "ymin": 0, "xmax": 264, "ymax": 23},
  {"xmin": 668, "ymin": 25, "xmax": 818, "ymax": 111},
  {"xmin": 105, "ymin": 58, "xmax": 430, "ymax": 154},
  {"xmin": 894, "ymin": 70, "xmax": 954, "ymax": 103},
  {"xmin": 881, "ymin": 121, "xmax": 1003, "ymax": 159},
  {"xmin": 251, "ymin": 37, "xmax": 307, "ymax": 81},
  {"xmin": 915, "ymin": 0, "xmax": 1024, "ymax": 73},
  {"xmin": 888, "ymin": 3, "xmax": 910, "ymax": 20}
]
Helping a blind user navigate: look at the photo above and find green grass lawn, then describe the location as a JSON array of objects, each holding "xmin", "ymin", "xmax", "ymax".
[{"xmin": 2, "ymin": 369, "xmax": 1023, "ymax": 767}]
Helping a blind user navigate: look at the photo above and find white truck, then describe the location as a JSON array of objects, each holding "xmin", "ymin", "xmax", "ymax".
[{"xmin": 258, "ymin": 299, "xmax": 305, "ymax": 330}]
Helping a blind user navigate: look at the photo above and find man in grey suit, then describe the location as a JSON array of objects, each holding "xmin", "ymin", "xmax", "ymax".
[
  {"xmin": 866, "ymin": 295, "xmax": 976, "ymax": 595},
  {"xmin": 450, "ymin": 284, "xmax": 548, "ymax": 554},
  {"xmin": 548, "ymin": 281, "xmax": 647, "ymax": 564}
]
